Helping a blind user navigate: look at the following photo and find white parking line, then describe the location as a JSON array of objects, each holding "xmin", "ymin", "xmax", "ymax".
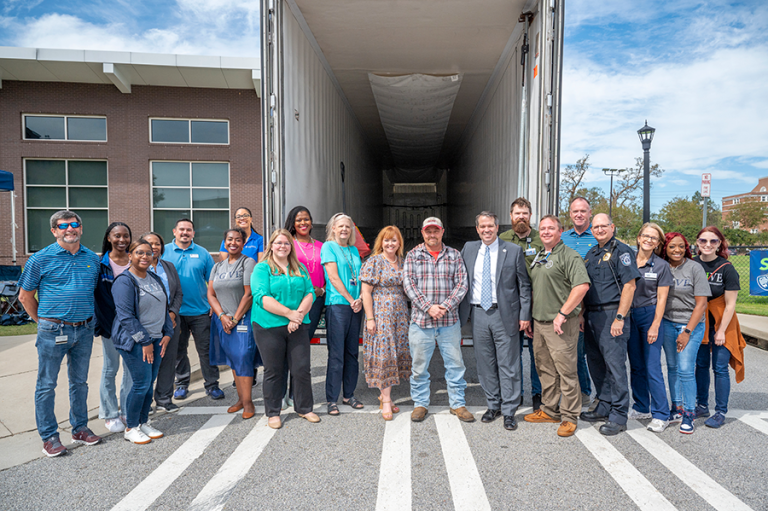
[
  {"xmin": 188, "ymin": 416, "xmax": 277, "ymax": 511},
  {"xmin": 376, "ymin": 413, "xmax": 411, "ymax": 511},
  {"xmin": 576, "ymin": 425, "xmax": 676, "ymax": 511},
  {"xmin": 434, "ymin": 414, "xmax": 491, "ymax": 511},
  {"xmin": 110, "ymin": 414, "xmax": 235, "ymax": 511},
  {"xmin": 626, "ymin": 422, "xmax": 753, "ymax": 511},
  {"xmin": 731, "ymin": 410, "xmax": 768, "ymax": 435}
]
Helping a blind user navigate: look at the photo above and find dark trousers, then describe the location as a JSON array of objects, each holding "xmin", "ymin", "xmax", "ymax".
[
  {"xmin": 628, "ymin": 305, "xmax": 669, "ymax": 420},
  {"xmin": 282, "ymin": 298, "xmax": 324, "ymax": 398},
  {"xmin": 176, "ymin": 314, "xmax": 219, "ymax": 390},
  {"xmin": 325, "ymin": 304, "xmax": 362, "ymax": 403},
  {"xmin": 120, "ymin": 340, "xmax": 162, "ymax": 428},
  {"xmin": 696, "ymin": 315, "xmax": 731, "ymax": 414},
  {"xmin": 254, "ymin": 323, "xmax": 313, "ymax": 416},
  {"xmin": 520, "ymin": 332, "xmax": 542, "ymax": 396},
  {"xmin": 578, "ymin": 331, "xmax": 592, "ymax": 395},
  {"xmin": 584, "ymin": 309, "xmax": 630, "ymax": 424},
  {"xmin": 154, "ymin": 322, "xmax": 180, "ymax": 405}
]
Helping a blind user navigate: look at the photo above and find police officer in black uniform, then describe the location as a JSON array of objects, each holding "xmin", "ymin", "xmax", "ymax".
[{"xmin": 579, "ymin": 213, "xmax": 641, "ymax": 435}]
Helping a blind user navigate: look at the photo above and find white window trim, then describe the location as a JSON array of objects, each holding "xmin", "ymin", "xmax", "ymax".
[
  {"xmin": 148, "ymin": 117, "xmax": 230, "ymax": 145},
  {"xmin": 23, "ymin": 158, "xmax": 109, "ymax": 254},
  {"xmin": 733, "ymin": 198, "xmax": 740, "ymax": 204},
  {"xmin": 22, "ymin": 114, "xmax": 108, "ymax": 142}
]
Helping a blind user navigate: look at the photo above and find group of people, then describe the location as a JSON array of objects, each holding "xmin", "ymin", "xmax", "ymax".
[{"xmin": 19, "ymin": 195, "xmax": 747, "ymax": 457}]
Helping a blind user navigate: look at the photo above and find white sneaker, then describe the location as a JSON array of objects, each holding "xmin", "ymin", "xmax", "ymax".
[
  {"xmin": 647, "ymin": 418, "xmax": 668, "ymax": 433},
  {"xmin": 140, "ymin": 423, "xmax": 163, "ymax": 439},
  {"xmin": 124, "ymin": 427, "xmax": 151, "ymax": 444},
  {"xmin": 105, "ymin": 418, "xmax": 126, "ymax": 433},
  {"xmin": 628, "ymin": 409, "xmax": 652, "ymax": 420}
]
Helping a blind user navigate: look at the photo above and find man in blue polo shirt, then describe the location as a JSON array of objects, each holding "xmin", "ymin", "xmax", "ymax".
[
  {"xmin": 561, "ymin": 196, "xmax": 597, "ymax": 406},
  {"xmin": 162, "ymin": 219, "xmax": 221, "ymax": 400},
  {"xmin": 19, "ymin": 210, "xmax": 102, "ymax": 457}
]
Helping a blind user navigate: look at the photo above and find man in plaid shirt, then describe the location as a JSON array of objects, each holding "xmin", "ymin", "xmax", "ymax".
[{"xmin": 403, "ymin": 217, "xmax": 472, "ymax": 423}]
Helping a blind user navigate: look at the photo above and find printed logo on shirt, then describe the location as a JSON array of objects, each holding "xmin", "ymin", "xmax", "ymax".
[
  {"xmin": 674, "ymin": 278, "xmax": 692, "ymax": 288},
  {"xmin": 705, "ymin": 271, "xmax": 724, "ymax": 284},
  {"xmin": 620, "ymin": 253, "xmax": 632, "ymax": 266}
]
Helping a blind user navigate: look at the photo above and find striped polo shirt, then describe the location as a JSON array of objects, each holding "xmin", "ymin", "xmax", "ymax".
[
  {"xmin": 561, "ymin": 226, "xmax": 597, "ymax": 259},
  {"xmin": 19, "ymin": 242, "xmax": 100, "ymax": 321}
]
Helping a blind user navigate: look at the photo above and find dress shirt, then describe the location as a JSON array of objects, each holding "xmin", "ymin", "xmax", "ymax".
[{"xmin": 471, "ymin": 238, "xmax": 499, "ymax": 305}]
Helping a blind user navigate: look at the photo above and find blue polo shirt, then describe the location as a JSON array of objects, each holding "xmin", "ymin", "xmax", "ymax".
[
  {"xmin": 19, "ymin": 242, "xmax": 99, "ymax": 321},
  {"xmin": 220, "ymin": 229, "xmax": 263, "ymax": 261},
  {"xmin": 562, "ymin": 226, "xmax": 597, "ymax": 259},
  {"xmin": 162, "ymin": 240, "xmax": 215, "ymax": 316}
]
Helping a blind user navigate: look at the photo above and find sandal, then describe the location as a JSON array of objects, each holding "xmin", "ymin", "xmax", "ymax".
[
  {"xmin": 379, "ymin": 395, "xmax": 400, "ymax": 414},
  {"xmin": 327, "ymin": 402, "xmax": 340, "ymax": 415},
  {"xmin": 381, "ymin": 400, "xmax": 394, "ymax": 421},
  {"xmin": 343, "ymin": 397, "xmax": 364, "ymax": 409}
]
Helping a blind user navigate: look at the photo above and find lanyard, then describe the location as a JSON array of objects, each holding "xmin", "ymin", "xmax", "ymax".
[{"xmin": 530, "ymin": 250, "xmax": 551, "ymax": 269}]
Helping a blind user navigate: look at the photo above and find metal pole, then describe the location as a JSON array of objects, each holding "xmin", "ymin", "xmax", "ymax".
[
  {"xmin": 643, "ymin": 147, "xmax": 651, "ymax": 223},
  {"xmin": 703, "ymin": 196, "xmax": 708, "ymax": 229},
  {"xmin": 10, "ymin": 191, "xmax": 17, "ymax": 264},
  {"xmin": 609, "ymin": 173, "xmax": 614, "ymax": 218}
]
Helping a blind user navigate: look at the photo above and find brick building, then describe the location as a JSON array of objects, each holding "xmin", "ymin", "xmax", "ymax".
[
  {"xmin": 0, "ymin": 47, "xmax": 262, "ymax": 264},
  {"xmin": 722, "ymin": 176, "xmax": 768, "ymax": 234}
]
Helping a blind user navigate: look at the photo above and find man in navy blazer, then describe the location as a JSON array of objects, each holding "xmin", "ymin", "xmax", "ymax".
[{"xmin": 460, "ymin": 211, "xmax": 532, "ymax": 430}]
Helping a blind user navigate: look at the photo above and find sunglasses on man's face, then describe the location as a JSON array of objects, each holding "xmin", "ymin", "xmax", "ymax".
[{"xmin": 56, "ymin": 222, "xmax": 81, "ymax": 230}]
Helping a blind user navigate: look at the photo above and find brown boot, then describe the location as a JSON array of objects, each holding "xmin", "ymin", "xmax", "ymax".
[
  {"xmin": 450, "ymin": 406, "xmax": 476, "ymax": 422},
  {"xmin": 411, "ymin": 406, "xmax": 428, "ymax": 422},
  {"xmin": 557, "ymin": 421, "xmax": 577, "ymax": 437},
  {"xmin": 524, "ymin": 409, "xmax": 559, "ymax": 423}
]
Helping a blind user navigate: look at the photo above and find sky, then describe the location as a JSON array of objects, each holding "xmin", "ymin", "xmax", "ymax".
[{"xmin": 1, "ymin": 0, "xmax": 766, "ymax": 213}]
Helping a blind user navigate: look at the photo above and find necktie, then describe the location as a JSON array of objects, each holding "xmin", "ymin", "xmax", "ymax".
[{"xmin": 481, "ymin": 246, "xmax": 492, "ymax": 311}]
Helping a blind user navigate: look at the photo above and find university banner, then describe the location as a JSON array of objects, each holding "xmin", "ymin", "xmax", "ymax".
[{"xmin": 749, "ymin": 250, "xmax": 768, "ymax": 296}]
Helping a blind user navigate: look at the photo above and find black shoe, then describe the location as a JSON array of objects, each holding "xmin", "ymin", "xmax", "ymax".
[
  {"xmin": 599, "ymin": 421, "xmax": 627, "ymax": 436},
  {"xmin": 580, "ymin": 410, "xmax": 609, "ymax": 423},
  {"xmin": 481, "ymin": 409, "xmax": 502, "ymax": 423},
  {"xmin": 532, "ymin": 394, "xmax": 542, "ymax": 411},
  {"xmin": 504, "ymin": 415, "xmax": 518, "ymax": 431},
  {"xmin": 156, "ymin": 402, "xmax": 180, "ymax": 413}
]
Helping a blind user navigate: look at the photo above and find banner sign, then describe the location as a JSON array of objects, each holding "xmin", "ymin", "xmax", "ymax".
[{"xmin": 750, "ymin": 250, "xmax": 768, "ymax": 296}]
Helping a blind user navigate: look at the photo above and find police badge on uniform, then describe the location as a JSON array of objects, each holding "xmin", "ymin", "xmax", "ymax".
[
  {"xmin": 602, "ymin": 252, "xmax": 611, "ymax": 262},
  {"xmin": 620, "ymin": 253, "xmax": 632, "ymax": 266}
]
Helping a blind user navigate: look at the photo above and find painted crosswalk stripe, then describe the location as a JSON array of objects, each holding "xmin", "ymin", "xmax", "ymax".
[
  {"xmin": 111, "ymin": 414, "xmax": 236, "ymax": 511},
  {"xmin": 576, "ymin": 425, "xmax": 676, "ymax": 511},
  {"xmin": 732, "ymin": 410, "xmax": 768, "ymax": 436},
  {"xmin": 376, "ymin": 413, "xmax": 411, "ymax": 511},
  {"xmin": 434, "ymin": 414, "xmax": 491, "ymax": 511},
  {"xmin": 626, "ymin": 422, "xmax": 753, "ymax": 511},
  {"xmin": 188, "ymin": 416, "xmax": 277, "ymax": 511}
]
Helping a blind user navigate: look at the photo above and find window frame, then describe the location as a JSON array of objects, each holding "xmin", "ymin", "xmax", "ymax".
[
  {"xmin": 23, "ymin": 158, "xmax": 109, "ymax": 254},
  {"xmin": 22, "ymin": 114, "xmax": 108, "ymax": 142},
  {"xmin": 148, "ymin": 117, "xmax": 230, "ymax": 145}
]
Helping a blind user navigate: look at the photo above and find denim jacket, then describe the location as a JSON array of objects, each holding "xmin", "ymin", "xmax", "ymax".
[{"xmin": 110, "ymin": 270, "xmax": 174, "ymax": 351}]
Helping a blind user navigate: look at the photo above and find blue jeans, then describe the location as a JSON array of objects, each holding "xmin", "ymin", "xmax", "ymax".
[
  {"xmin": 520, "ymin": 332, "xmax": 542, "ymax": 396},
  {"xmin": 662, "ymin": 320, "xmax": 704, "ymax": 413},
  {"xmin": 629, "ymin": 306, "xmax": 669, "ymax": 420},
  {"xmin": 119, "ymin": 340, "xmax": 162, "ymax": 428},
  {"xmin": 35, "ymin": 318, "xmax": 95, "ymax": 441},
  {"xmin": 696, "ymin": 317, "xmax": 731, "ymax": 414},
  {"xmin": 325, "ymin": 304, "xmax": 363, "ymax": 403},
  {"xmin": 577, "ymin": 331, "xmax": 592, "ymax": 395},
  {"xmin": 99, "ymin": 337, "xmax": 132, "ymax": 420},
  {"xmin": 409, "ymin": 321, "xmax": 467, "ymax": 409}
]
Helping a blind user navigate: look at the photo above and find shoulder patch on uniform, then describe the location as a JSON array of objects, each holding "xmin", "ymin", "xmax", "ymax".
[{"xmin": 621, "ymin": 253, "xmax": 632, "ymax": 266}]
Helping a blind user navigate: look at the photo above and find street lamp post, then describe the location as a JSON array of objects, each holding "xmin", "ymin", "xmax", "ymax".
[
  {"xmin": 602, "ymin": 168, "xmax": 625, "ymax": 219},
  {"xmin": 638, "ymin": 120, "xmax": 656, "ymax": 223}
]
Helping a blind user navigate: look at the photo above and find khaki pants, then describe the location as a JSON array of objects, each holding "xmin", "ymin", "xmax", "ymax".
[{"xmin": 533, "ymin": 319, "xmax": 581, "ymax": 423}]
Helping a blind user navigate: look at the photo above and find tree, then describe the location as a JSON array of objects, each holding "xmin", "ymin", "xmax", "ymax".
[
  {"xmin": 559, "ymin": 185, "xmax": 607, "ymax": 229},
  {"xmin": 730, "ymin": 200, "xmax": 766, "ymax": 230},
  {"xmin": 657, "ymin": 193, "xmax": 722, "ymax": 243},
  {"xmin": 611, "ymin": 157, "xmax": 664, "ymax": 210},
  {"xmin": 559, "ymin": 155, "xmax": 590, "ymax": 214}
]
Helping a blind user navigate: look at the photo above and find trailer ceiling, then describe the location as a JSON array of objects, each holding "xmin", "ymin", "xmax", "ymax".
[{"xmin": 291, "ymin": 0, "xmax": 531, "ymax": 180}]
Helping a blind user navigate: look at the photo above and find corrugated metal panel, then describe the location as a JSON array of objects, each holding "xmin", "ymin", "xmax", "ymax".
[{"xmin": 282, "ymin": 7, "xmax": 380, "ymax": 231}]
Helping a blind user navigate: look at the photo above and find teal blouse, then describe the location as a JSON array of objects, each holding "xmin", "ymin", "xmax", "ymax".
[{"xmin": 250, "ymin": 261, "xmax": 315, "ymax": 329}]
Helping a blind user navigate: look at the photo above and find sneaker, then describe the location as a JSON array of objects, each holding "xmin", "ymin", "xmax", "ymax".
[
  {"xmin": 174, "ymin": 387, "xmax": 188, "ymax": 400},
  {"xmin": 532, "ymin": 394, "xmax": 542, "ymax": 411},
  {"xmin": 705, "ymin": 412, "xmax": 726, "ymax": 429},
  {"xmin": 42, "ymin": 436, "xmax": 67, "ymax": 457},
  {"xmin": 207, "ymin": 387, "xmax": 225, "ymax": 400},
  {"xmin": 557, "ymin": 421, "xmax": 577, "ymax": 437},
  {"xmin": 139, "ymin": 423, "xmax": 164, "ymax": 439},
  {"xmin": 695, "ymin": 404, "xmax": 711, "ymax": 419},
  {"xmin": 628, "ymin": 409, "xmax": 652, "ymax": 420},
  {"xmin": 669, "ymin": 406, "xmax": 683, "ymax": 424},
  {"xmin": 148, "ymin": 406, "xmax": 155, "ymax": 415},
  {"xmin": 647, "ymin": 418, "xmax": 669, "ymax": 433},
  {"xmin": 71, "ymin": 427, "xmax": 101, "ymax": 446},
  {"xmin": 679, "ymin": 412, "xmax": 695, "ymax": 434},
  {"xmin": 156, "ymin": 402, "xmax": 180, "ymax": 413},
  {"xmin": 124, "ymin": 427, "xmax": 152, "ymax": 444},
  {"xmin": 281, "ymin": 396, "xmax": 294, "ymax": 410},
  {"xmin": 105, "ymin": 418, "xmax": 126, "ymax": 433}
]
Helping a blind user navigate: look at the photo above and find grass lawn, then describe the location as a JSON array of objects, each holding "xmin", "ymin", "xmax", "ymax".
[
  {"xmin": 728, "ymin": 255, "xmax": 768, "ymax": 317},
  {"xmin": 0, "ymin": 323, "xmax": 37, "ymax": 336}
]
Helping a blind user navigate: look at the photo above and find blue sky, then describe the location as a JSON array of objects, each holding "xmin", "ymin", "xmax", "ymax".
[{"xmin": 2, "ymin": 0, "xmax": 767, "ymax": 213}]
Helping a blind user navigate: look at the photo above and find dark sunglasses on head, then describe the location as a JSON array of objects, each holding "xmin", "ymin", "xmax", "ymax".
[{"xmin": 56, "ymin": 222, "xmax": 81, "ymax": 229}]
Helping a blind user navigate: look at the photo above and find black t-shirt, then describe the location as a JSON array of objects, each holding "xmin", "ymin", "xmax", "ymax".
[{"xmin": 693, "ymin": 256, "xmax": 740, "ymax": 301}]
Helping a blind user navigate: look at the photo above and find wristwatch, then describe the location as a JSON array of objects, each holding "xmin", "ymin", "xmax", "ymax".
[
  {"xmin": 616, "ymin": 313, "xmax": 625, "ymax": 321},
  {"xmin": 683, "ymin": 327, "xmax": 692, "ymax": 334}
]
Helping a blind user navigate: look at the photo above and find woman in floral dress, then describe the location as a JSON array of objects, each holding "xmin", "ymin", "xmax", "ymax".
[{"xmin": 360, "ymin": 225, "xmax": 412, "ymax": 420}]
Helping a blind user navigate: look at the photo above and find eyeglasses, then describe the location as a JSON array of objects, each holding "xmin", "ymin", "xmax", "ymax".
[
  {"xmin": 272, "ymin": 241, "xmax": 291, "ymax": 247},
  {"xmin": 592, "ymin": 224, "xmax": 612, "ymax": 231},
  {"xmin": 235, "ymin": 214, "xmax": 251, "ymax": 220},
  {"xmin": 56, "ymin": 222, "xmax": 81, "ymax": 229},
  {"xmin": 133, "ymin": 250, "xmax": 152, "ymax": 257},
  {"xmin": 640, "ymin": 234, "xmax": 659, "ymax": 242},
  {"xmin": 697, "ymin": 238, "xmax": 720, "ymax": 245}
]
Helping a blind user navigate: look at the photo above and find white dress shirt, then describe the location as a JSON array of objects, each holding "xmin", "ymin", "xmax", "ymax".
[{"xmin": 471, "ymin": 237, "xmax": 498, "ymax": 305}]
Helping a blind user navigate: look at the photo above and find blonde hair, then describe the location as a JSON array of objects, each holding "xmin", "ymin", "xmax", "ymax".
[
  {"xmin": 263, "ymin": 229, "xmax": 306, "ymax": 277},
  {"xmin": 371, "ymin": 225, "xmax": 404, "ymax": 258},
  {"xmin": 637, "ymin": 222, "xmax": 665, "ymax": 256},
  {"xmin": 325, "ymin": 213, "xmax": 357, "ymax": 246}
]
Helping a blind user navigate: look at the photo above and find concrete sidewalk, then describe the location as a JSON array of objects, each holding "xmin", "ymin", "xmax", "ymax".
[{"xmin": 0, "ymin": 333, "xmax": 233, "ymax": 471}]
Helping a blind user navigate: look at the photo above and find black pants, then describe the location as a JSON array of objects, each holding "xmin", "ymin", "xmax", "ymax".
[
  {"xmin": 176, "ymin": 314, "xmax": 219, "ymax": 390},
  {"xmin": 154, "ymin": 322, "xmax": 180, "ymax": 405},
  {"xmin": 584, "ymin": 309, "xmax": 630, "ymax": 424},
  {"xmin": 254, "ymin": 323, "xmax": 313, "ymax": 416}
]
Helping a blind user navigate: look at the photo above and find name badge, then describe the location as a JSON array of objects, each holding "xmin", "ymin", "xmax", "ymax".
[
  {"xmin": 190, "ymin": 254, "xmax": 199, "ymax": 258},
  {"xmin": 525, "ymin": 248, "xmax": 537, "ymax": 256},
  {"xmin": 645, "ymin": 272, "xmax": 658, "ymax": 280},
  {"xmin": 55, "ymin": 335, "xmax": 68, "ymax": 344},
  {"xmin": 236, "ymin": 324, "xmax": 248, "ymax": 333}
]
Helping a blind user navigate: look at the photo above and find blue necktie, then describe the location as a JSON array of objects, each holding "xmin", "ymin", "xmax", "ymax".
[{"xmin": 481, "ymin": 246, "xmax": 492, "ymax": 311}]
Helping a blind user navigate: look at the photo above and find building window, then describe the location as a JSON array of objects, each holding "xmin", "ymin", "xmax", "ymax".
[
  {"xmin": 751, "ymin": 228, "xmax": 759, "ymax": 234},
  {"xmin": 733, "ymin": 198, "xmax": 740, "ymax": 205},
  {"xmin": 732, "ymin": 221, "xmax": 740, "ymax": 228},
  {"xmin": 24, "ymin": 159, "xmax": 108, "ymax": 253},
  {"xmin": 23, "ymin": 115, "xmax": 107, "ymax": 141},
  {"xmin": 151, "ymin": 161, "xmax": 230, "ymax": 251},
  {"xmin": 150, "ymin": 118, "xmax": 229, "ymax": 144},
  {"xmin": 761, "ymin": 196, "xmax": 768, "ymax": 202}
]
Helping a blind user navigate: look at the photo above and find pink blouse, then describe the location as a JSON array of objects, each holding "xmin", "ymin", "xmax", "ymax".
[{"xmin": 294, "ymin": 239, "xmax": 325, "ymax": 288}]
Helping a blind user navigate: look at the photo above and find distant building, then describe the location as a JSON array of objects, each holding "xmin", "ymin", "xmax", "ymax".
[{"xmin": 722, "ymin": 176, "xmax": 768, "ymax": 234}]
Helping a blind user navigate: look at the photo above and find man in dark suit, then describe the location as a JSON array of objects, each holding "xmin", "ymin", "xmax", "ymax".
[{"xmin": 460, "ymin": 211, "xmax": 532, "ymax": 430}]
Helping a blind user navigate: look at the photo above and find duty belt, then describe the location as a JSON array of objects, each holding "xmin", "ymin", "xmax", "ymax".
[{"xmin": 39, "ymin": 316, "xmax": 93, "ymax": 327}]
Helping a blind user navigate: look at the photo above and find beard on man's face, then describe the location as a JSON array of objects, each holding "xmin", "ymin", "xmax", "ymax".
[{"xmin": 512, "ymin": 217, "xmax": 530, "ymax": 234}]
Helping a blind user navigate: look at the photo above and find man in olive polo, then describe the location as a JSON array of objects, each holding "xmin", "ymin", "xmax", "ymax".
[{"xmin": 523, "ymin": 215, "xmax": 590, "ymax": 437}]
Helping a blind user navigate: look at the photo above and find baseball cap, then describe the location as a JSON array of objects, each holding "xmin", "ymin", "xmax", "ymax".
[{"xmin": 422, "ymin": 217, "xmax": 444, "ymax": 230}]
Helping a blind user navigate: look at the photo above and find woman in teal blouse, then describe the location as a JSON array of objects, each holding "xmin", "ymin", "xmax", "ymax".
[{"xmin": 251, "ymin": 229, "xmax": 320, "ymax": 429}]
